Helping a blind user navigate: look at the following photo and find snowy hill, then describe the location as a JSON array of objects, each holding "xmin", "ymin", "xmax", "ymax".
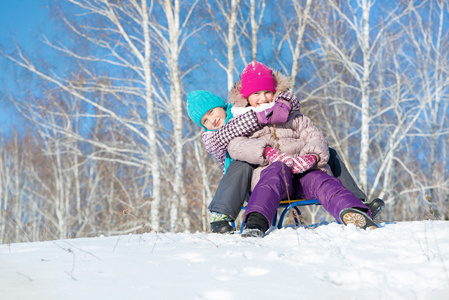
[{"xmin": 1, "ymin": 221, "xmax": 449, "ymax": 300}]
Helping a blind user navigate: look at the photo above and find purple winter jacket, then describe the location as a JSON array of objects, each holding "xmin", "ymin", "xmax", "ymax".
[{"xmin": 227, "ymin": 72, "xmax": 333, "ymax": 191}]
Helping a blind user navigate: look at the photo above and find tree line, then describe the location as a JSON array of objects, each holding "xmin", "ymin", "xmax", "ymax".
[{"xmin": 1, "ymin": 0, "xmax": 448, "ymax": 243}]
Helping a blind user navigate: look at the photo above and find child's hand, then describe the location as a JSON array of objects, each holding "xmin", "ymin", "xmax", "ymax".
[
  {"xmin": 264, "ymin": 147, "xmax": 293, "ymax": 168},
  {"xmin": 291, "ymin": 154, "xmax": 318, "ymax": 173},
  {"xmin": 256, "ymin": 99, "xmax": 291, "ymax": 125}
]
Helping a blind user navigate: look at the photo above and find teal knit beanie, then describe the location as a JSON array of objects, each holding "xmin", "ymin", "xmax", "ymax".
[{"xmin": 187, "ymin": 90, "xmax": 227, "ymax": 129}]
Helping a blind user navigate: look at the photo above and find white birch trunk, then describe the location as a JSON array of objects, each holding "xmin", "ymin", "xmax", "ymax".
[
  {"xmin": 427, "ymin": 2, "xmax": 444, "ymax": 215},
  {"xmin": 141, "ymin": 0, "xmax": 161, "ymax": 232},
  {"xmin": 73, "ymin": 144, "xmax": 82, "ymax": 225},
  {"xmin": 358, "ymin": 0, "xmax": 371, "ymax": 192},
  {"xmin": 250, "ymin": 0, "xmax": 258, "ymax": 61},
  {"xmin": 227, "ymin": 0, "xmax": 240, "ymax": 90},
  {"xmin": 249, "ymin": 0, "xmax": 265, "ymax": 61},
  {"xmin": 0, "ymin": 145, "xmax": 9, "ymax": 242},
  {"xmin": 163, "ymin": 0, "xmax": 189, "ymax": 231},
  {"xmin": 193, "ymin": 140, "xmax": 213, "ymax": 232},
  {"xmin": 290, "ymin": 0, "xmax": 313, "ymax": 81},
  {"xmin": 53, "ymin": 139, "xmax": 67, "ymax": 240}
]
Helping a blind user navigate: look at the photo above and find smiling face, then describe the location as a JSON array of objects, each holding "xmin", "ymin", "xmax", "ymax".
[
  {"xmin": 200, "ymin": 107, "xmax": 227, "ymax": 130},
  {"xmin": 247, "ymin": 90, "xmax": 275, "ymax": 107}
]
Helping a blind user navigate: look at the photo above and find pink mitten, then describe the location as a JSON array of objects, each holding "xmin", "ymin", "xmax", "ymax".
[
  {"xmin": 291, "ymin": 155, "xmax": 318, "ymax": 174},
  {"xmin": 264, "ymin": 147, "xmax": 293, "ymax": 168}
]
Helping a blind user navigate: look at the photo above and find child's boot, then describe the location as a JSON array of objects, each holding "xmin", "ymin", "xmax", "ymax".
[
  {"xmin": 241, "ymin": 212, "xmax": 269, "ymax": 238},
  {"xmin": 210, "ymin": 221, "xmax": 234, "ymax": 234},
  {"xmin": 210, "ymin": 212, "xmax": 234, "ymax": 234},
  {"xmin": 365, "ymin": 198, "xmax": 385, "ymax": 220},
  {"xmin": 339, "ymin": 208, "xmax": 378, "ymax": 230}
]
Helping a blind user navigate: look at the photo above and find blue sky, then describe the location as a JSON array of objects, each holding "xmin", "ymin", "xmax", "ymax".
[{"xmin": 0, "ymin": 0, "xmax": 52, "ymax": 136}]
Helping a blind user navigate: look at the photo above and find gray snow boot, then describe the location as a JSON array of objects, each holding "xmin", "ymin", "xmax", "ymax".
[{"xmin": 210, "ymin": 221, "xmax": 234, "ymax": 234}]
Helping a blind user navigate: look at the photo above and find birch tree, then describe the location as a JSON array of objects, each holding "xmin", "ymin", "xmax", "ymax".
[
  {"xmin": 247, "ymin": 0, "xmax": 265, "ymax": 61},
  {"xmin": 308, "ymin": 1, "xmax": 411, "ymax": 195},
  {"xmin": 192, "ymin": 138, "xmax": 214, "ymax": 231},
  {"xmin": 2, "ymin": 0, "xmax": 168, "ymax": 231},
  {"xmin": 149, "ymin": 0, "xmax": 203, "ymax": 231},
  {"xmin": 0, "ymin": 138, "xmax": 9, "ymax": 242},
  {"xmin": 205, "ymin": 0, "xmax": 241, "ymax": 90},
  {"xmin": 290, "ymin": 0, "xmax": 313, "ymax": 81},
  {"xmin": 140, "ymin": 0, "xmax": 161, "ymax": 232},
  {"xmin": 399, "ymin": 0, "xmax": 449, "ymax": 217},
  {"xmin": 0, "ymin": 137, "xmax": 20, "ymax": 243},
  {"xmin": 320, "ymin": 0, "xmax": 373, "ymax": 192}
]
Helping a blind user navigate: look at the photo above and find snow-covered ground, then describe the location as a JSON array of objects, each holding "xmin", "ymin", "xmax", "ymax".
[{"xmin": 1, "ymin": 221, "xmax": 449, "ymax": 300}]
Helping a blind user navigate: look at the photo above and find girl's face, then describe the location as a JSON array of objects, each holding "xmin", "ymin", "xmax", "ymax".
[
  {"xmin": 200, "ymin": 107, "xmax": 227, "ymax": 130},
  {"xmin": 247, "ymin": 90, "xmax": 274, "ymax": 107}
]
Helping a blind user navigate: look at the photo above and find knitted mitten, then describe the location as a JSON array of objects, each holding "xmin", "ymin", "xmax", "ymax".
[
  {"xmin": 291, "ymin": 154, "xmax": 318, "ymax": 174},
  {"xmin": 264, "ymin": 147, "xmax": 293, "ymax": 168}
]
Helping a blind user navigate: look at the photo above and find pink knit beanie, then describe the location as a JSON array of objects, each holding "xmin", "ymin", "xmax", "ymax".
[{"xmin": 240, "ymin": 61, "xmax": 276, "ymax": 98}]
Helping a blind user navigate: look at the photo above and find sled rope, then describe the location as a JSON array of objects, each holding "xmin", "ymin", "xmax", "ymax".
[{"xmin": 271, "ymin": 125, "xmax": 304, "ymax": 230}]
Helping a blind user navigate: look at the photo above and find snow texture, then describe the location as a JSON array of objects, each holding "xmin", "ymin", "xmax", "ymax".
[{"xmin": 1, "ymin": 221, "xmax": 449, "ymax": 300}]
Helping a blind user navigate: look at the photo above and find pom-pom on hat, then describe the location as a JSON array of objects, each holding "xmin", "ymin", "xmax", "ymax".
[
  {"xmin": 240, "ymin": 61, "xmax": 276, "ymax": 98},
  {"xmin": 187, "ymin": 90, "xmax": 227, "ymax": 129}
]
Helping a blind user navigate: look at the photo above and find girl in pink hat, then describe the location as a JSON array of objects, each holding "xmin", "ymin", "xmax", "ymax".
[
  {"xmin": 187, "ymin": 62, "xmax": 384, "ymax": 236},
  {"xmin": 225, "ymin": 61, "xmax": 379, "ymax": 237}
]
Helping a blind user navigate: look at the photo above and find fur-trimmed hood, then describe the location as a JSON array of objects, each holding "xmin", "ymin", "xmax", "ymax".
[{"xmin": 228, "ymin": 70, "xmax": 293, "ymax": 107}]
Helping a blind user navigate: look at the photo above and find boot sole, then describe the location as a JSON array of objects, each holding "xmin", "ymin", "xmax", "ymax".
[{"xmin": 340, "ymin": 209, "xmax": 378, "ymax": 230}]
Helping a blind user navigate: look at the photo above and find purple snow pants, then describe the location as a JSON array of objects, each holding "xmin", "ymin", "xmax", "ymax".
[{"xmin": 244, "ymin": 161, "xmax": 370, "ymax": 225}]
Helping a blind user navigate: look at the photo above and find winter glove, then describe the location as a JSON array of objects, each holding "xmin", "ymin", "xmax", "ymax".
[
  {"xmin": 291, "ymin": 154, "xmax": 318, "ymax": 174},
  {"xmin": 255, "ymin": 99, "xmax": 292, "ymax": 126},
  {"xmin": 264, "ymin": 147, "xmax": 293, "ymax": 168}
]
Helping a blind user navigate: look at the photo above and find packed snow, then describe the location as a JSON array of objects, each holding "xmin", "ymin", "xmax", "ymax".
[{"xmin": 1, "ymin": 220, "xmax": 449, "ymax": 300}]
